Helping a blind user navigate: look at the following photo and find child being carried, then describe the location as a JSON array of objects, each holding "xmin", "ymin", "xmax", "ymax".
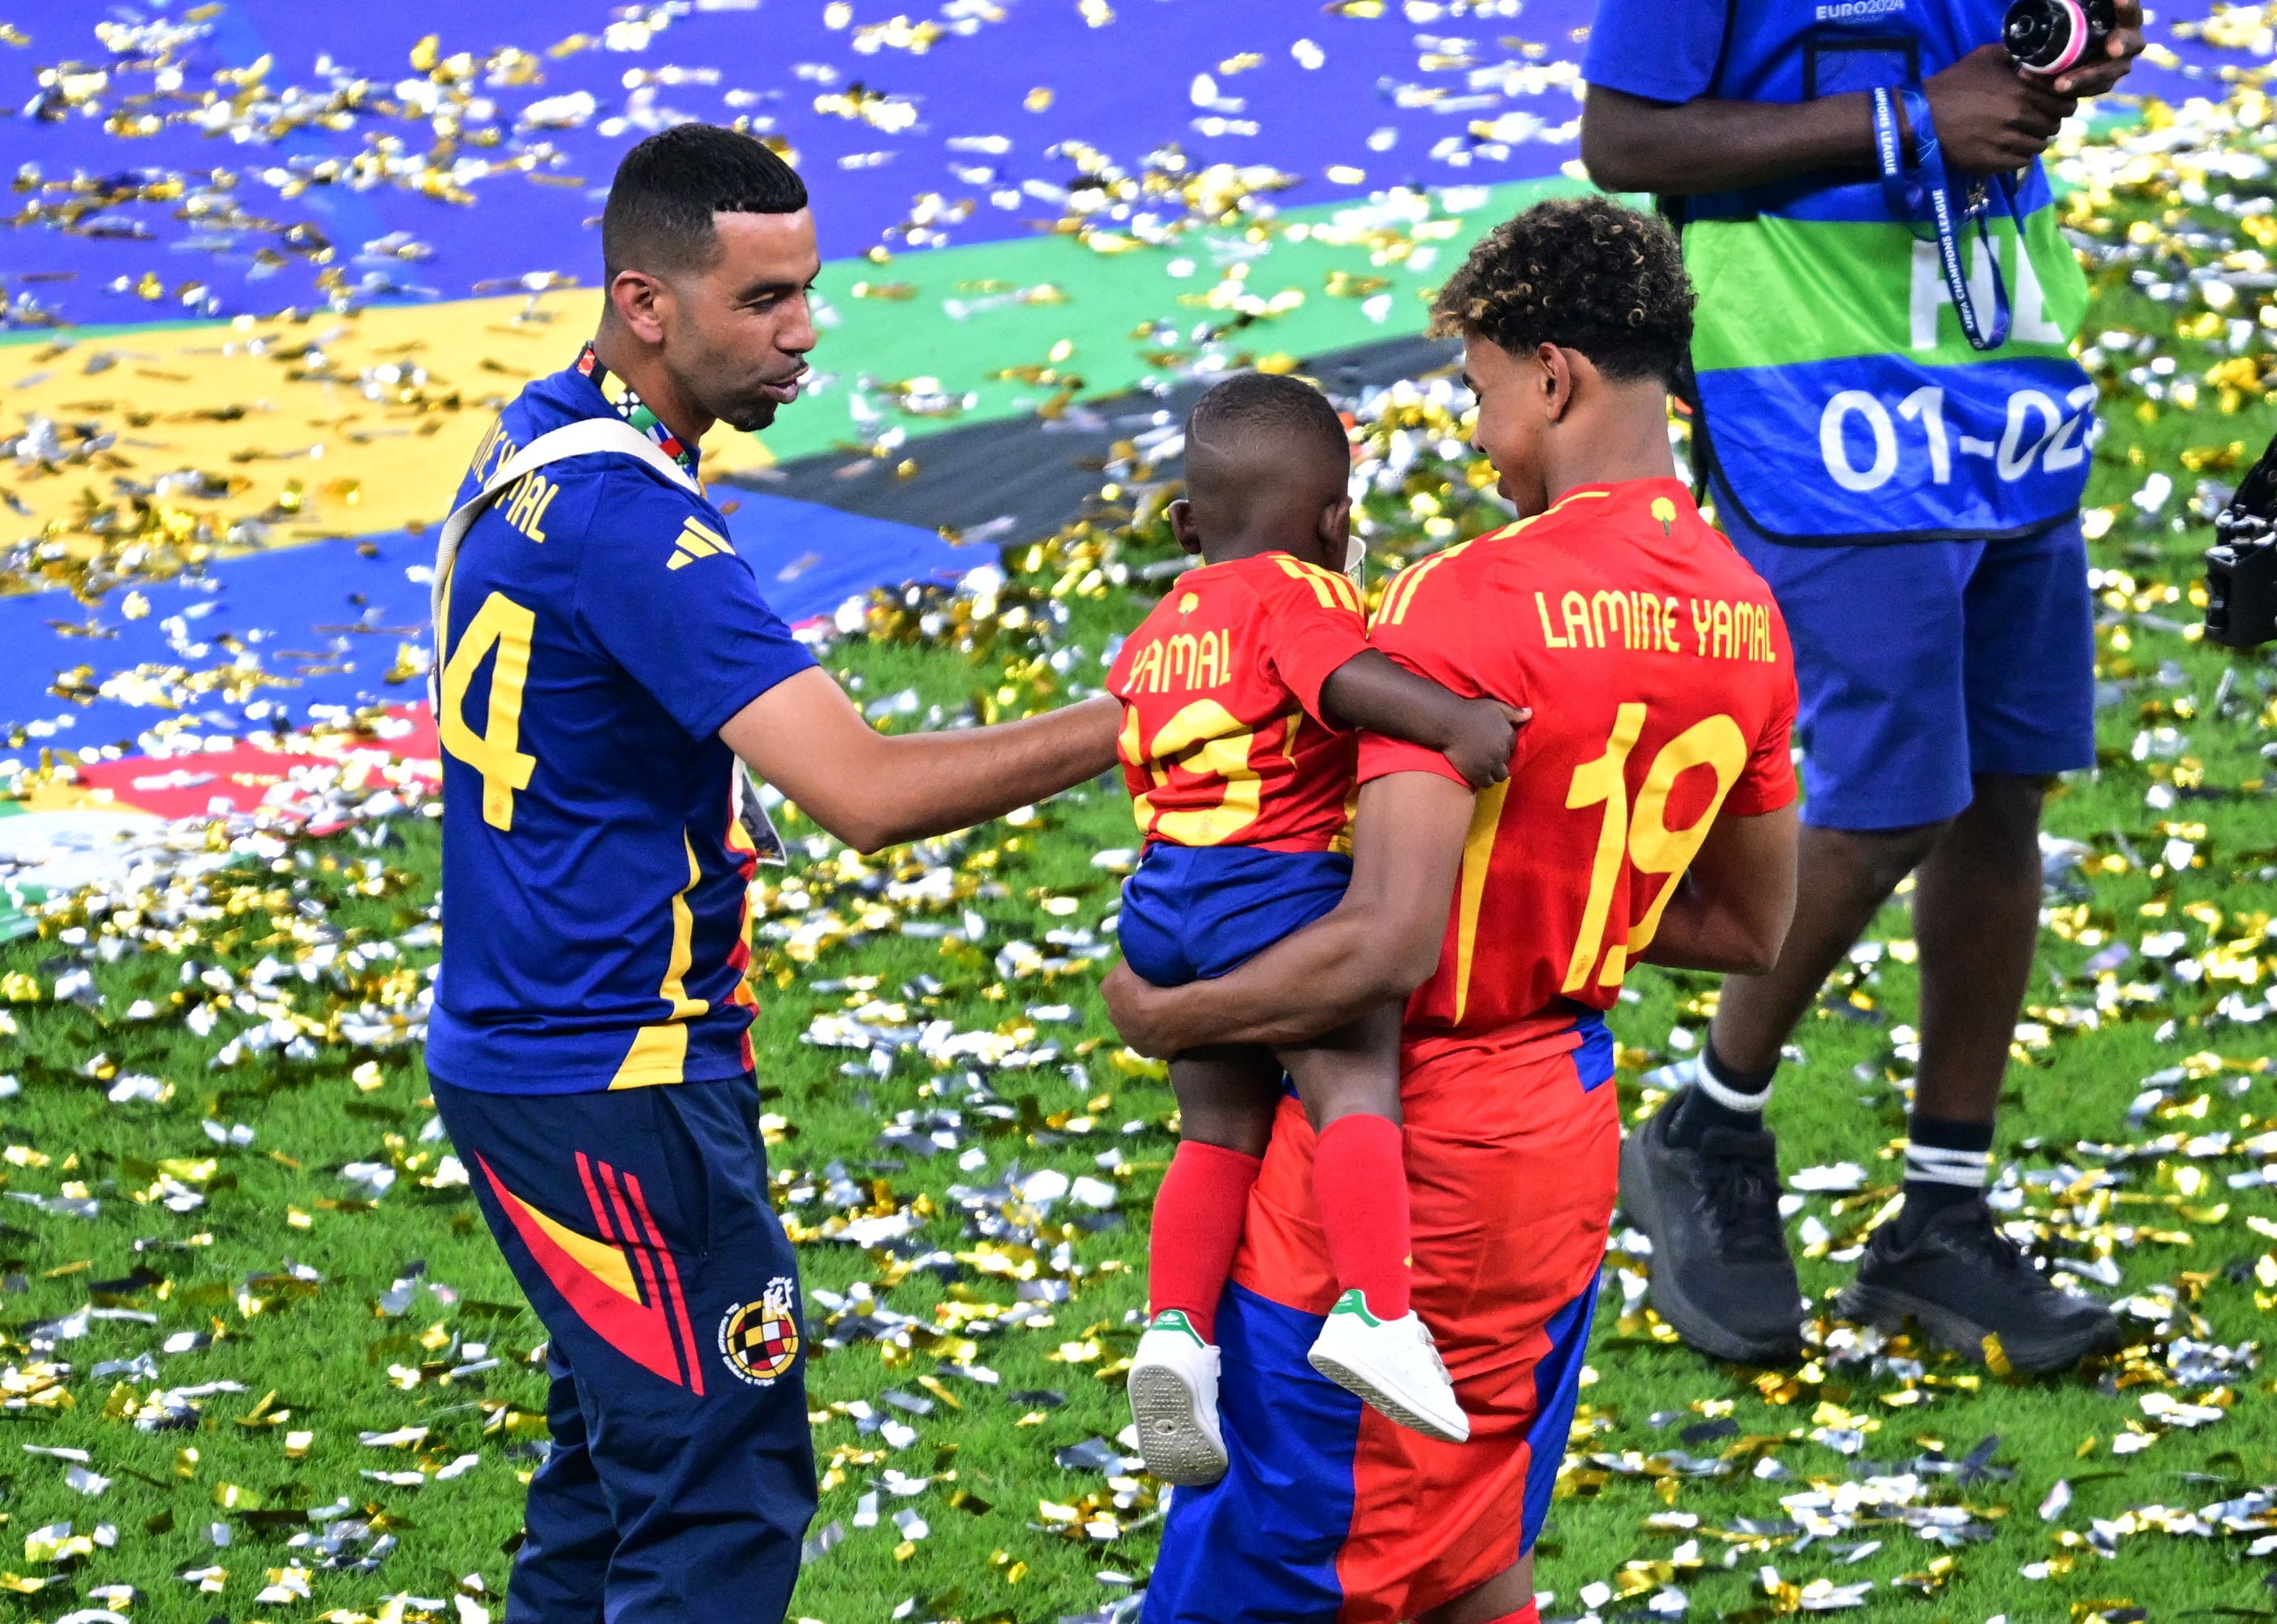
[{"xmin": 1111, "ymin": 372, "xmax": 1524, "ymax": 1486}]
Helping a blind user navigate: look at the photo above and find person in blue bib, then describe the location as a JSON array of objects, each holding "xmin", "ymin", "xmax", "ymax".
[
  {"xmin": 426, "ymin": 124, "xmax": 1120, "ymax": 1623},
  {"xmin": 1580, "ymin": 2, "xmax": 2143, "ymax": 1372}
]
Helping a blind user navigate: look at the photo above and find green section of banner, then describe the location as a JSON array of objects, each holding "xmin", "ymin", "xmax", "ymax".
[
  {"xmin": 2, "ymin": 175, "xmax": 1587, "ymax": 465},
  {"xmin": 1684, "ymin": 208, "xmax": 2089, "ymax": 376},
  {"xmin": 758, "ymin": 175, "xmax": 1585, "ymax": 462}
]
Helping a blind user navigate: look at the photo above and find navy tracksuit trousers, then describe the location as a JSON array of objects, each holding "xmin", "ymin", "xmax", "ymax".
[{"xmin": 435, "ymin": 1073, "xmax": 817, "ymax": 1623}]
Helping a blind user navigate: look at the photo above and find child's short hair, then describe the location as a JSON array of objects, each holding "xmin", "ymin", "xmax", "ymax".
[
  {"xmin": 1187, "ymin": 371, "xmax": 1349, "ymax": 468},
  {"xmin": 1429, "ymin": 196, "xmax": 1695, "ymax": 386}
]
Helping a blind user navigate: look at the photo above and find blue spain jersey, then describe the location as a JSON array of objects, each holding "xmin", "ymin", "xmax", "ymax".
[{"xmin": 427, "ymin": 359, "xmax": 816, "ymax": 1094}]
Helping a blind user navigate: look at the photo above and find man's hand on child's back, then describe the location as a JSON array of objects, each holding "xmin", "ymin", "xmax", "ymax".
[{"xmin": 1440, "ymin": 698, "xmax": 1528, "ymax": 789}]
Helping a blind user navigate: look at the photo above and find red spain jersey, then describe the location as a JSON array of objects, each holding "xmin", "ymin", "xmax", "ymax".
[
  {"xmin": 1107, "ymin": 552, "xmax": 1373, "ymax": 853},
  {"xmin": 1360, "ymin": 479, "xmax": 1798, "ymax": 1034}
]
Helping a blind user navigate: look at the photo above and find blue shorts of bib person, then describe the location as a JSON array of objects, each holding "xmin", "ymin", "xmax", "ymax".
[
  {"xmin": 1718, "ymin": 496, "xmax": 2095, "ymax": 833},
  {"xmin": 432, "ymin": 1072, "xmax": 816, "ymax": 1624},
  {"xmin": 1118, "ymin": 844, "xmax": 1354, "ymax": 989}
]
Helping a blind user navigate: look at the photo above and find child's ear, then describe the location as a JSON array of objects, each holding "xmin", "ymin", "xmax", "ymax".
[{"xmin": 1167, "ymin": 498, "xmax": 1203, "ymax": 556}]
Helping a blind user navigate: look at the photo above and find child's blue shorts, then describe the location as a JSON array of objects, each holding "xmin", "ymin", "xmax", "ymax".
[{"xmin": 1118, "ymin": 844, "xmax": 1353, "ymax": 988}]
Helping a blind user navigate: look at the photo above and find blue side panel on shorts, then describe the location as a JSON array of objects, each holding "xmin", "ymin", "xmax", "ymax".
[
  {"xmin": 1118, "ymin": 845, "xmax": 1352, "ymax": 988},
  {"xmin": 1568, "ymin": 1007, "xmax": 1615, "ymax": 1091},
  {"xmin": 1520, "ymin": 1273, "xmax": 1600, "ymax": 1553},
  {"xmin": 1142, "ymin": 1282, "xmax": 1362, "ymax": 1624}
]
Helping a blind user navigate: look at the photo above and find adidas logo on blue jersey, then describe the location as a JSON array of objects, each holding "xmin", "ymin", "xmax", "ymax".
[{"xmin": 667, "ymin": 517, "xmax": 732, "ymax": 570}]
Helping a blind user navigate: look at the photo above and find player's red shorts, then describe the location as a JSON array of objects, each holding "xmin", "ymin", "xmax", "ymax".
[{"xmin": 1141, "ymin": 1004, "xmax": 1621, "ymax": 1624}]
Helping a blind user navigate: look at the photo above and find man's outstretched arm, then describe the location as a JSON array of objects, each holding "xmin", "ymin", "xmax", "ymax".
[
  {"xmin": 1637, "ymin": 801, "xmax": 1799, "ymax": 976},
  {"xmin": 1102, "ymin": 772, "xmax": 1474, "ymax": 1056},
  {"xmin": 720, "ymin": 667, "xmax": 1122, "ymax": 853}
]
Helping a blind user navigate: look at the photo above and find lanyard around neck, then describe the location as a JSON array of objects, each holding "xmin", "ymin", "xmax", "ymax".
[{"xmin": 575, "ymin": 342, "xmax": 698, "ymax": 474}]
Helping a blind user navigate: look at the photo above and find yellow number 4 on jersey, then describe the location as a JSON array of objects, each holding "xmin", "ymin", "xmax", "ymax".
[{"xmin": 440, "ymin": 591, "xmax": 538, "ymax": 831}]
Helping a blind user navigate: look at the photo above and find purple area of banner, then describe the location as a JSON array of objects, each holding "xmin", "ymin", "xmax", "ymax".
[{"xmin": 0, "ymin": 0, "xmax": 1597, "ymax": 329}]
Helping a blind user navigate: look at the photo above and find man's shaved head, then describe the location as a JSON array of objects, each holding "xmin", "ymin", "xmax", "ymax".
[{"xmin": 1181, "ymin": 372, "xmax": 1351, "ymax": 537}]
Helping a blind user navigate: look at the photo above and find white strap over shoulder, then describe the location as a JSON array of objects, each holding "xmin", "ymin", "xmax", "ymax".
[{"xmin": 428, "ymin": 416, "xmax": 699, "ymax": 702}]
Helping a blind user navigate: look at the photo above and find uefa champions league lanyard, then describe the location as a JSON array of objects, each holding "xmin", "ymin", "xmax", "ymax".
[
  {"xmin": 1869, "ymin": 86, "xmax": 2017, "ymax": 353},
  {"xmin": 575, "ymin": 342, "xmax": 699, "ymax": 475}
]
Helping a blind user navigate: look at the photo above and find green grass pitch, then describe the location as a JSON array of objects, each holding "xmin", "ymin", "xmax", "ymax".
[{"xmin": 3, "ymin": 210, "xmax": 2277, "ymax": 1624}]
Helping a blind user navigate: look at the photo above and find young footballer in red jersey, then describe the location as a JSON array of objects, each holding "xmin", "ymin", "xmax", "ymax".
[
  {"xmin": 1108, "ymin": 373, "xmax": 1524, "ymax": 1486},
  {"xmin": 1106, "ymin": 199, "xmax": 1800, "ymax": 1624}
]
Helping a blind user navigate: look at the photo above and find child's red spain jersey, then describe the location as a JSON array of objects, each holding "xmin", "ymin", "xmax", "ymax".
[
  {"xmin": 1107, "ymin": 552, "xmax": 1373, "ymax": 853},
  {"xmin": 1360, "ymin": 479, "xmax": 1799, "ymax": 1033}
]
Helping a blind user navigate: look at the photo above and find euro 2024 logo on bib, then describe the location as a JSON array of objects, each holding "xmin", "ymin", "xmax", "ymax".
[{"xmin": 720, "ymin": 1277, "xmax": 801, "ymax": 1386}]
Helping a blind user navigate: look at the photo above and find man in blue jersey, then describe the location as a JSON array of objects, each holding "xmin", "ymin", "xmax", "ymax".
[
  {"xmin": 427, "ymin": 124, "xmax": 1119, "ymax": 1623},
  {"xmin": 1581, "ymin": 3, "xmax": 2142, "ymax": 1373}
]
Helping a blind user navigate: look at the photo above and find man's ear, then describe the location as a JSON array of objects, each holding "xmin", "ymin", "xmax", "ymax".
[
  {"xmin": 1536, "ymin": 342, "xmax": 1577, "ymax": 423},
  {"xmin": 1318, "ymin": 493, "xmax": 1354, "ymax": 549},
  {"xmin": 1167, "ymin": 498, "xmax": 1203, "ymax": 556},
  {"xmin": 608, "ymin": 269, "xmax": 671, "ymax": 346}
]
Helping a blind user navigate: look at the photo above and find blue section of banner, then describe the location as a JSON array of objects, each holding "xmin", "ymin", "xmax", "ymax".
[
  {"xmin": 0, "ymin": 2, "xmax": 2237, "ymax": 332},
  {"xmin": 1697, "ymin": 350, "xmax": 2099, "ymax": 542},
  {"xmin": 0, "ymin": 0, "xmax": 1597, "ymax": 331},
  {"xmin": 0, "ymin": 492, "xmax": 975, "ymax": 745}
]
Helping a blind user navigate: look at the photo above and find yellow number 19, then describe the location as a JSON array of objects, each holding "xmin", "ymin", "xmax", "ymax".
[
  {"xmin": 1119, "ymin": 699, "xmax": 1264, "ymax": 847},
  {"xmin": 1562, "ymin": 703, "xmax": 1746, "ymax": 993},
  {"xmin": 439, "ymin": 591, "xmax": 537, "ymax": 831}
]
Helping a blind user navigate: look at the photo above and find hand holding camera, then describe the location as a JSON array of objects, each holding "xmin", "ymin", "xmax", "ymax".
[
  {"xmin": 2005, "ymin": 0, "xmax": 2146, "ymax": 96},
  {"xmin": 1911, "ymin": 0, "xmax": 2142, "ymax": 178},
  {"xmin": 1920, "ymin": 42, "xmax": 2077, "ymax": 174}
]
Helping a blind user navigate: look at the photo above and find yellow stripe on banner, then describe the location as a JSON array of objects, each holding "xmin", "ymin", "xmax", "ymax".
[
  {"xmin": 496, "ymin": 1181, "xmax": 642, "ymax": 1302},
  {"xmin": 1450, "ymin": 779, "xmax": 1511, "ymax": 1026},
  {"xmin": 610, "ymin": 834, "xmax": 711, "ymax": 1090},
  {"xmin": 0, "ymin": 288, "xmax": 777, "ymax": 561}
]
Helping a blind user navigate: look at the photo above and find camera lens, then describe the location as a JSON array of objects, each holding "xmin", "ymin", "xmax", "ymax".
[{"xmin": 2004, "ymin": 0, "xmax": 2090, "ymax": 72}]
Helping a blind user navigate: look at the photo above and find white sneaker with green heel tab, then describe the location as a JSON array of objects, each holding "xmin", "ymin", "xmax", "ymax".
[
  {"xmin": 1306, "ymin": 1288, "xmax": 1471, "ymax": 1443},
  {"xmin": 1128, "ymin": 1309, "xmax": 1229, "ymax": 1486}
]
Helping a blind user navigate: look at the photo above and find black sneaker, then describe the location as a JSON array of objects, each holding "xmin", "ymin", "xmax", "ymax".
[
  {"xmin": 1618, "ymin": 1103, "xmax": 1805, "ymax": 1364},
  {"xmin": 1836, "ymin": 1200, "xmax": 2124, "ymax": 1373}
]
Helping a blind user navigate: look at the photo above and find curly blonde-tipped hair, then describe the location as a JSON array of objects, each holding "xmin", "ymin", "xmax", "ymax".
[{"xmin": 1428, "ymin": 195, "xmax": 1695, "ymax": 386}]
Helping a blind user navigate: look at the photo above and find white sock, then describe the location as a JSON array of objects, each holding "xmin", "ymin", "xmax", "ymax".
[
  {"xmin": 1693, "ymin": 1055, "xmax": 1772, "ymax": 1115},
  {"xmin": 1902, "ymin": 1142, "xmax": 1991, "ymax": 1189}
]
